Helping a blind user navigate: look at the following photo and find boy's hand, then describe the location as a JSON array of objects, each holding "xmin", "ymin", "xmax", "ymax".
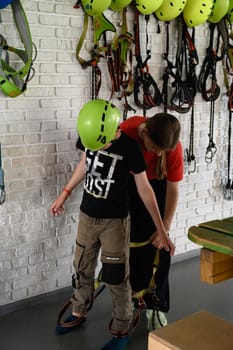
[{"xmin": 50, "ymin": 191, "xmax": 68, "ymax": 216}]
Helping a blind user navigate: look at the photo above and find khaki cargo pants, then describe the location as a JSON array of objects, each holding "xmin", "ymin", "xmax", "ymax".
[{"xmin": 71, "ymin": 210, "xmax": 132, "ymax": 334}]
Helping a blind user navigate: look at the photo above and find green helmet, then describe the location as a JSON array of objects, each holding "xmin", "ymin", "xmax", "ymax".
[
  {"xmin": 81, "ymin": 0, "xmax": 111, "ymax": 16},
  {"xmin": 183, "ymin": 0, "xmax": 214, "ymax": 27},
  {"xmin": 155, "ymin": 0, "xmax": 187, "ymax": 21},
  {"xmin": 77, "ymin": 99, "xmax": 121, "ymax": 151},
  {"xmin": 110, "ymin": 0, "xmax": 132, "ymax": 11},
  {"xmin": 227, "ymin": 0, "xmax": 233, "ymax": 22},
  {"xmin": 208, "ymin": 0, "xmax": 229, "ymax": 23},
  {"xmin": 135, "ymin": 0, "xmax": 163, "ymax": 15}
]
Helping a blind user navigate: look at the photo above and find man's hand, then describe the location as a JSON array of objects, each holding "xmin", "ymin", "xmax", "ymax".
[{"xmin": 149, "ymin": 231, "xmax": 175, "ymax": 256}]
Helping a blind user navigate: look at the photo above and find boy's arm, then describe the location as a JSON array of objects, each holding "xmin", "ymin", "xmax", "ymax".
[
  {"xmin": 51, "ymin": 152, "xmax": 86, "ymax": 216},
  {"xmin": 133, "ymin": 171, "xmax": 175, "ymax": 256}
]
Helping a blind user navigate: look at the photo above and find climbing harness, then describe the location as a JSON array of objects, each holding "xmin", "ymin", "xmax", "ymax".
[
  {"xmin": 0, "ymin": 144, "xmax": 6, "ymax": 205},
  {"xmin": 161, "ymin": 17, "xmax": 198, "ymax": 114},
  {"xmin": 104, "ymin": 7, "xmax": 135, "ymax": 119},
  {"xmin": 0, "ymin": 0, "xmax": 36, "ymax": 97},
  {"xmin": 133, "ymin": 10, "xmax": 162, "ymax": 115},
  {"xmin": 130, "ymin": 242, "xmax": 164, "ymax": 330},
  {"xmin": 198, "ymin": 19, "xmax": 229, "ymax": 163},
  {"xmin": 75, "ymin": 4, "xmax": 116, "ymax": 99},
  {"xmin": 56, "ymin": 271, "xmax": 105, "ymax": 330}
]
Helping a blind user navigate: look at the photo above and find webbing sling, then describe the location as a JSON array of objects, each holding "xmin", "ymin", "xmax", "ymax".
[{"xmin": 0, "ymin": 0, "xmax": 35, "ymax": 97}]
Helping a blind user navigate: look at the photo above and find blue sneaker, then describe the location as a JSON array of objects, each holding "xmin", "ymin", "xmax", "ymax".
[
  {"xmin": 101, "ymin": 336, "xmax": 130, "ymax": 350},
  {"xmin": 54, "ymin": 314, "xmax": 86, "ymax": 335}
]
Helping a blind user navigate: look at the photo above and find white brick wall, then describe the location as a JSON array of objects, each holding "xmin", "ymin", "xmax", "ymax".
[{"xmin": 0, "ymin": 1, "xmax": 232, "ymax": 305}]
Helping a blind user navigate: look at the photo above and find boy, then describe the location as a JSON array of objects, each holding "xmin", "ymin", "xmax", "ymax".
[{"xmin": 51, "ymin": 99, "xmax": 174, "ymax": 350}]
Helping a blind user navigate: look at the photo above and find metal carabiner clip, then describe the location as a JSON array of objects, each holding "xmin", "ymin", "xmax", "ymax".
[{"xmin": 205, "ymin": 144, "xmax": 217, "ymax": 163}]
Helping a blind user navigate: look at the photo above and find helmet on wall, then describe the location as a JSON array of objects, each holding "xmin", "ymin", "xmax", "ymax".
[
  {"xmin": 110, "ymin": 0, "xmax": 132, "ymax": 11},
  {"xmin": 155, "ymin": 0, "xmax": 187, "ymax": 22},
  {"xmin": 77, "ymin": 99, "xmax": 121, "ymax": 151},
  {"xmin": 227, "ymin": 0, "xmax": 233, "ymax": 22},
  {"xmin": 208, "ymin": 0, "xmax": 229, "ymax": 23},
  {"xmin": 135, "ymin": 0, "xmax": 164, "ymax": 15},
  {"xmin": 183, "ymin": 0, "xmax": 214, "ymax": 27},
  {"xmin": 81, "ymin": 0, "xmax": 111, "ymax": 16},
  {"xmin": 0, "ymin": 0, "xmax": 12, "ymax": 9}
]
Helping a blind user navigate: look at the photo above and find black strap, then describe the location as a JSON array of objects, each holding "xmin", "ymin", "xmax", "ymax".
[
  {"xmin": 205, "ymin": 99, "xmax": 217, "ymax": 163},
  {"xmin": 198, "ymin": 19, "xmax": 228, "ymax": 102},
  {"xmin": 161, "ymin": 17, "xmax": 198, "ymax": 114},
  {"xmin": 185, "ymin": 106, "xmax": 196, "ymax": 174},
  {"xmin": 0, "ymin": 144, "xmax": 6, "ymax": 205},
  {"xmin": 133, "ymin": 10, "xmax": 162, "ymax": 115}
]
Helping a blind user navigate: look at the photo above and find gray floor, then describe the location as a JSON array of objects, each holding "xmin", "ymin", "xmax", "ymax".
[{"xmin": 1, "ymin": 255, "xmax": 233, "ymax": 350}]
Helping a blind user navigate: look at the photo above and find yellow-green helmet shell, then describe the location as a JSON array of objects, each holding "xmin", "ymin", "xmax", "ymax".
[
  {"xmin": 227, "ymin": 0, "xmax": 233, "ymax": 22},
  {"xmin": 110, "ymin": 0, "xmax": 132, "ymax": 11},
  {"xmin": 81, "ymin": 0, "xmax": 111, "ymax": 16},
  {"xmin": 155, "ymin": 0, "xmax": 187, "ymax": 22},
  {"xmin": 136, "ymin": 0, "xmax": 164, "ymax": 15},
  {"xmin": 77, "ymin": 99, "xmax": 121, "ymax": 151},
  {"xmin": 183, "ymin": 0, "xmax": 214, "ymax": 27},
  {"xmin": 208, "ymin": 0, "xmax": 229, "ymax": 23}
]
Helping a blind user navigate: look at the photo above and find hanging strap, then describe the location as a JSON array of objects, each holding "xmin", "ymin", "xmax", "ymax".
[
  {"xmin": 104, "ymin": 8, "xmax": 135, "ymax": 119},
  {"xmin": 205, "ymin": 99, "xmax": 217, "ymax": 163},
  {"xmin": 133, "ymin": 10, "xmax": 162, "ymax": 115},
  {"xmin": 185, "ymin": 105, "xmax": 196, "ymax": 174},
  {"xmin": 223, "ymin": 62, "xmax": 233, "ymax": 200},
  {"xmin": 0, "ymin": 0, "xmax": 36, "ymax": 97},
  {"xmin": 198, "ymin": 18, "xmax": 228, "ymax": 102},
  {"xmin": 0, "ymin": 144, "xmax": 6, "ymax": 205},
  {"xmin": 75, "ymin": 10, "xmax": 116, "ymax": 99},
  {"xmin": 161, "ymin": 17, "xmax": 198, "ymax": 114}
]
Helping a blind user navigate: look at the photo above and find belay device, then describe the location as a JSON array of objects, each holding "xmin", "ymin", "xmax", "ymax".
[{"xmin": 0, "ymin": 0, "xmax": 36, "ymax": 97}]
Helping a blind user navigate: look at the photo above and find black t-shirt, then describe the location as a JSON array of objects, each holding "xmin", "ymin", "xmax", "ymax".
[{"xmin": 77, "ymin": 132, "xmax": 146, "ymax": 218}]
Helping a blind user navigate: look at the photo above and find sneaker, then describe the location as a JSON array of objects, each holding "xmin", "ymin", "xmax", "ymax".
[
  {"xmin": 146, "ymin": 309, "xmax": 167, "ymax": 332},
  {"xmin": 101, "ymin": 336, "xmax": 130, "ymax": 350},
  {"xmin": 54, "ymin": 314, "xmax": 86, "ymax": 335}
]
